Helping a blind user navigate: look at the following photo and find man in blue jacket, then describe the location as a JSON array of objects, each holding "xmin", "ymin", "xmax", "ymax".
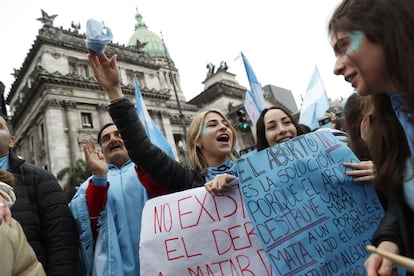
[{"xmin": 70, "ymin": 122, "xmax": 163, "ymax": 276}]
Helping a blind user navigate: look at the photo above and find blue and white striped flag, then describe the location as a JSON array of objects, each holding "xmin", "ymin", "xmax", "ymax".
[
  {"xmin": 134, "ymin": 75, "xmax": 175, "ymax": 158},
  {"xmin": 299, "ymin": 66, "xmax": 330, "ymax": 130},
  {"xmin": 241, "ymin": 52, "xmax": 266, "ymax": 126},
  {"xmin": 243, "ymin": 89, "xmax": 261, "ymax": 127}
]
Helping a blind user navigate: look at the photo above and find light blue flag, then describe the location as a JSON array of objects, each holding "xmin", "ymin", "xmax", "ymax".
[
  {"xmin": 299, "ymin": 66, "xmax": 330, "ymax": 130},
  {"xmin": 241, "ymin": 52, "xmax": 266, "ymax": 125},
  {"xmin": 134, "ymin": 75, "xmax": 175, "ymax": 159},
  {"xmin": 243, "ymin": 89, "xmax": 262, "ymax": 127}
]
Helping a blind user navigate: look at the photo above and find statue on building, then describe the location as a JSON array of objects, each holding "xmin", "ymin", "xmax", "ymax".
[
  {"xmin": 218, "ymin": 61, "xmax": 228, "ymax": 71},
  {"xmin": 37, "ymin": 9, "xmax": 58, "ymax": 26},
  {"xmin": 71, "ymin": 21, "xmax": 81, "ymax": 33},
  {"xmin": 206, "ymin": 62, "xmax": 215, "ymax": 78}
]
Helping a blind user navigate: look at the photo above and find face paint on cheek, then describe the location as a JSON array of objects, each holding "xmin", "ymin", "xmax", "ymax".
[
  {"xmin": 265, "ymin": 130, "xmax": 273, "ymax": 143},
  {"xmin": 201, "ymin": 124, "xmax": 209, "ymax": 135},
  {"xmin": 0, "ymin": 130, "xmax": 9, "ymax": 137},
  {"xmin": 347, "ymin": 31, "xmax": 364, "ymax": 53}
]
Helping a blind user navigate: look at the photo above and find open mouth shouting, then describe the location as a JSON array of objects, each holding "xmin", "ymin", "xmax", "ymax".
[{"xmin": 217, "ymin": 133, "xmax": 230, "ymax": 143}]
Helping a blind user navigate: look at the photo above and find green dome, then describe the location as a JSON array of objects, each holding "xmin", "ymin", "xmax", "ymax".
[{"xmin": 127, "ymin": 10, "xmax": 167, "ymax": 58}]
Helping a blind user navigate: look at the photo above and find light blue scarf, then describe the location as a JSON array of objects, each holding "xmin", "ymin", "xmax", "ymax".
[
  {"xmin": 403, "ymin": 158, "xmax": 414, "ymax": 212},
  {"xmin": 389, "ymin": 93, "xmax": 414, "ymax": 211},
  {"xmin": 388, "ymin": 93, "xmax": 414, "ymax": 156},
  {"xmin": 205, "ymin": 158, "xmax": 238, "ymax": 182}
]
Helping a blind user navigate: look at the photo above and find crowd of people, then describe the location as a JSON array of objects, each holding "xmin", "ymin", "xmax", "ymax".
[{"xmin": 1, "ymin": 0, "xmax": 413, "ymax": 275}]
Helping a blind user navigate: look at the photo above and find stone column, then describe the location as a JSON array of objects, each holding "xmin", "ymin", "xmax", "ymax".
[
  {"xmin": 63, "ymin": 100, "xmax": 78, "ymax": 166},
  {"xmin": 97, "ymin": 104, "xmax": 109, "ymax": 127}
]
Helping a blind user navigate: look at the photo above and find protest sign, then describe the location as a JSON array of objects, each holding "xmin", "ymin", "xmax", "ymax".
[
  {"xmin": 236, "ymin": 130, "xmax": 384, "ymax": 275},
  {"xmin": 140, "ymin": 186, "xmax": 274, "ymax": 275}
]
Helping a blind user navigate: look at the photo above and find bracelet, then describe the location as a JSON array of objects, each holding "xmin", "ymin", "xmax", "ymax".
[{"xmin": 109, "ymin": 96, "xmax": 125, "ymax": 104}]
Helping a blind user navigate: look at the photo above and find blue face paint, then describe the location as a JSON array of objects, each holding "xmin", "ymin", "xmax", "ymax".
[
  {"xmin": 201, "ymin": 124, "xmax": 209, "ymax": 135},
  {"xmin": 0, "ymin": 130, "xmax": 8, "ymax": 137},
  {"xmin": 347, "ymin": 31, "xmax": 364, "ymax": 53}
]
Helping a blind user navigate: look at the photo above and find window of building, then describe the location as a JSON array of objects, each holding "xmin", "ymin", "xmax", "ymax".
[
  {"xmin": 81, "ymin": 64, "xmax": 90, "ymax": 78},
  {"xmin": 39, "ymin": 123, "xmax": 45, "ymax": 140},
  {"xmin": 69, "ymin": 62, "xmax": 76, "ymax": 75},
  {"xmin": 81, "ymin": 112, "xmax": 93, "ymax": 128},
  {"xmin": 126, "ymin": 71, "xmax": 145, "ymax": 87},
  {"xmin": 30, "ymin": 135, "xmax": 34, "ymax": 151},
  {"xmin": 69, "ymin": 60, "xmax": 91, "ymax": 78}
]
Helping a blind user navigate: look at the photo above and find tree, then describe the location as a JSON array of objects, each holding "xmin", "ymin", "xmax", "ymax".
[{"xmin": 57, "ymin": 159, "xmax": 91, "ymax": 201}]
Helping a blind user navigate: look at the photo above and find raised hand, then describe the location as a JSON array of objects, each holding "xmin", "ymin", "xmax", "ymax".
[
  {"xmin": 87, "ymin": 50, "xmax": 123, "ymax": 100},
  {"xmin": 83, "ymin": 137, "xmax": 107, "ymax": 176}
]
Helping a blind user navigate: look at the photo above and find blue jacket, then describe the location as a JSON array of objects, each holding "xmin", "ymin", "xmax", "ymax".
[{"xmin": 70, "ymin": 160, "xmax": 148, "ymax": 276}]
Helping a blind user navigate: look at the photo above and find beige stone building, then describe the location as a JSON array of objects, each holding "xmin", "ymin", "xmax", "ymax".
[{"xmin": 6, "ymin": 9, "xmax": 283, "ymax": 182}]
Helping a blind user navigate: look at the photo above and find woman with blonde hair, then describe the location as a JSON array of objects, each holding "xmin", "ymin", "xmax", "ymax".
[
  {"xmin": 185, "ymin": 109, "xmax": 239, "ymax": 180},
  {"xmin": 87, "ymin": 51, "xmax": 239, "ymax": 194}
]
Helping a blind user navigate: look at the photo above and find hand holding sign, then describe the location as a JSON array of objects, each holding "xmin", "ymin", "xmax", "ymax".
[
  {"xmin": 366, "ymin": 245, "xmax": 414, "ymax": 272},
  {"xmin": 236, "ymin": 130, "xmax": 384, "ymax": 275}
]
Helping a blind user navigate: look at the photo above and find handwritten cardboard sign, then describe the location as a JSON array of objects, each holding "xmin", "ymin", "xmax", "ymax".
[
  {"xmin": 140, "ymin": 185, "xmax": 274, "ymax": 275},
  {"xmin": 236, "ymin": 130, "xmax": 384, "ymax": 275}
]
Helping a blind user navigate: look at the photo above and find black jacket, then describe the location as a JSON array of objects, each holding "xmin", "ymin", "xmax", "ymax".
[
  {"xmin": 109, "ymin": 97, "xmax": 204, "ymax": 192},
  {"xmin": 9, "ymin": 149, "xmax": 84, "ymax": 276}
]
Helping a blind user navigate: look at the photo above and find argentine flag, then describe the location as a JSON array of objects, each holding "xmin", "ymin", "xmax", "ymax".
[
  {"xmin": 134, "ymin": 75, "xmax": 175, "ymax": 159},
  {"xmin": 241, "ymin": 52, "xmax": 266, "ymax": 126},
  {"xmin": 299, "ymin": 66, "xmax": 330, "ymax": 130}
]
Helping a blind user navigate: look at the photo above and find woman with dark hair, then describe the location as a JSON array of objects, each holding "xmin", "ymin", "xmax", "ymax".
[
  {"xmin": 256, "ymin": 106, "xmax": 304, "ymax": 151},
  {"xmin": 328, "ymin": 0, "xmax": 414, "ymax": 156},
  {"xmin": 360, "ymin": 95, "xmax": 413, "ymax": 275},
  {"xmin": 256, "ymin": 105, "xmax": 374, "ymax": 183},
  {"xmin": 328, "ymin": 1, "xmax": 414, "ymax": 273},
  {"xmin": 343, "ymin": 93, "xmax": 371, "ymax": 161},
  {"xmin": 342, "ymin": 93, "xmax": 376, "ymax": 183}
]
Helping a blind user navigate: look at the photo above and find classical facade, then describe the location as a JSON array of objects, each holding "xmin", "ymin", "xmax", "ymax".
[
  {"xmin": 6, "ymin": 10, "xmax": 197, "ymax": 176},
  {"xmin": 4, "ymin": 9, "xmax": 293, "ymax": 185}
]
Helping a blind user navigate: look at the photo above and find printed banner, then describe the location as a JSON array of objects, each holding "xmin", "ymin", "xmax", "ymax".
[
  {"xmin": 236, "ymin": 130, "xmax": 384, "ymax": 275},
  {"xmin": 140, "ymin": 186, "xmax": 274, "ymax": 275}
]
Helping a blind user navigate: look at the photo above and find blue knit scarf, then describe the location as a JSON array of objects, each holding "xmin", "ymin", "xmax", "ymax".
[{"xmin": 205, "ymin": 158, "xmax": 238, "ymax": 182}]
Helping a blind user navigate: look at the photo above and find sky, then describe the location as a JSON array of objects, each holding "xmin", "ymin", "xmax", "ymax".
[{"xmin": 0, "ymin": 0, "xmax": 353, "ymax": 110}]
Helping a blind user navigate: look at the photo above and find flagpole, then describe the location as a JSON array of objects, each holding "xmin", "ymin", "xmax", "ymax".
[{"xmin": 160, "ymin": 32, "xmax": 187, "ymax": 144}]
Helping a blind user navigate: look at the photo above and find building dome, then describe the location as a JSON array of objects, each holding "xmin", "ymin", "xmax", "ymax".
[{"xmin": 128, "ymin": 9, "xmax": 167, "ymax": 58}]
